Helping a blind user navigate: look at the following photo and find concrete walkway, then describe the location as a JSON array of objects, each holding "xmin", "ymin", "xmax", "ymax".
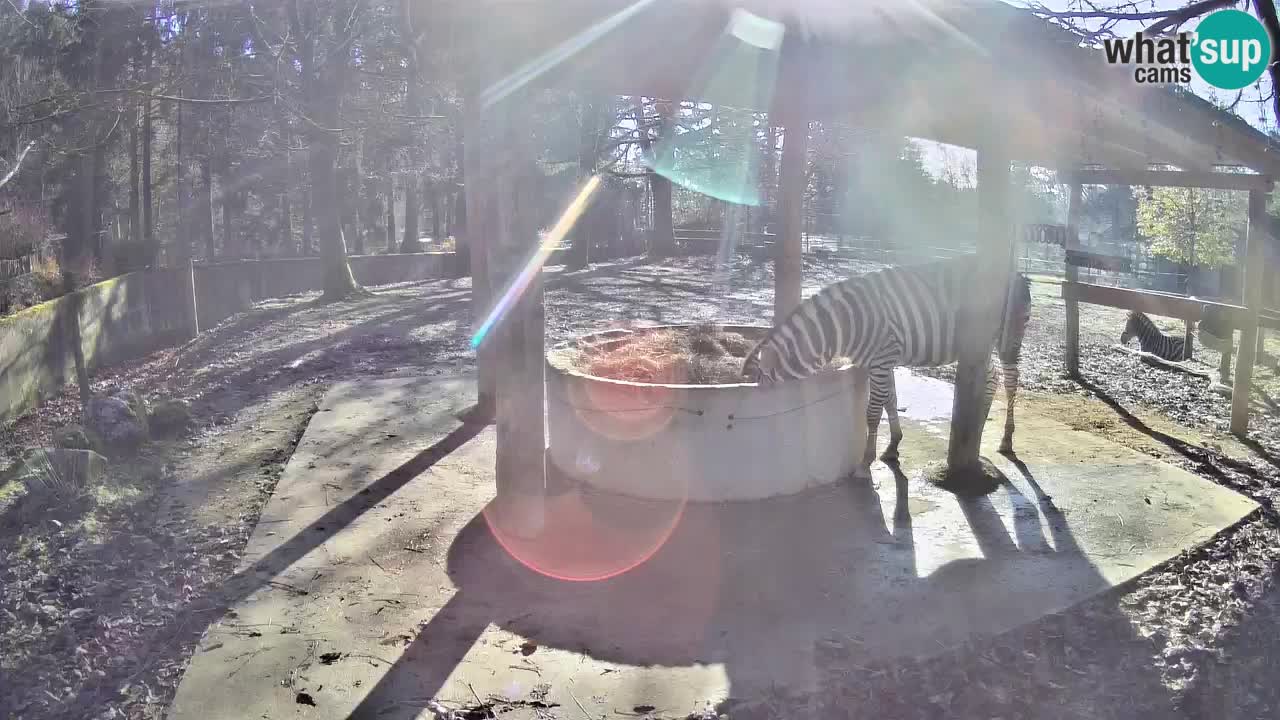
[{"xmin": 166, "ymin": 373, "xmax": 1257, "ymax": 720}]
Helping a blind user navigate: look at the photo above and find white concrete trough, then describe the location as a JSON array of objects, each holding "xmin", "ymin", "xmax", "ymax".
[{"xmin": 546, "ymin": 324, "xmax": 869, "ymax": 502}]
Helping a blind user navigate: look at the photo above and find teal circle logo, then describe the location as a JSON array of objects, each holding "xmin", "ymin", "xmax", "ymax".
[{"xmin": 1192, "ymin": 9, "xmax": 1273, "ymax": 90}]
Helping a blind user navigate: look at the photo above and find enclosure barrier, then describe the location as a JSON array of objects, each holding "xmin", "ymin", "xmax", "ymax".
[
  {"xmin": 0, "ymin": 251, "xmax": 460, "ymax": 425},
  {"xmin": 1059, "ymin": 170, "xmax": 1273, "ymax": 435}
]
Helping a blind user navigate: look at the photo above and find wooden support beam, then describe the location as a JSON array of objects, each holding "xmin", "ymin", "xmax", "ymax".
[
  {"xmin": 479, "ymin": 101, "xmax": 546, "ymax": 536},
  {"xmin": 462, "ymin": 100, "xmax": 496, "ymax": 418},
  {"xmin": 1064, "ymin": 183, "xmax": 1082, "ymax": 377},
  {"xmin": 1064, "ymin": 169, "xmax": 1274, "ymax": 192},
  {"xmin": 1231, "ymin": 189, "xmax": 1268, "ymax": 435},
  {"xmin": 947, "ymin": 142, "xmax": 1012, "ymax": 473},
  {"xmin": 774, "ymin": 119, "xmax": 807, "ymax": 323},
  {"xmin": 1061, "ymin": 281, "xmax": 1253, "ymax": 326}
]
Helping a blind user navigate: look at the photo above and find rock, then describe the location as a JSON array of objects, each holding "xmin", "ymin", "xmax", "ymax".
[
  {"xmin": 149, "ymin": 398, "xmax": 195, "ymax": 439},
  {"xmin": 4, "ymin": 448, "xmax": 108, "ymax": 497},
  {"xmin": 112, "ymin": 389, "xmax": 150, "ymax": 438},
  {"xmin": 83, "ymin": 396, "xmax": 147, "ymax": 457},
  {"xmin": 52, "ymin": 425, "xmax": 92, "ymax": 451}
]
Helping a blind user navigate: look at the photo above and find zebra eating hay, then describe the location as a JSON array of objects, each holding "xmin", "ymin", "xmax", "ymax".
[
  {"xmin": 741, "ymin": 257, "xmax": 1032, "ymax": 477},
  {"xmin": 1119, "ymin": 311, "xmax": 1188, "ymax": 361}
]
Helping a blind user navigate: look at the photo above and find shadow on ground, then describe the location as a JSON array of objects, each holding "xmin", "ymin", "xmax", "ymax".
[{"xmin": 344, "ymin": 457, "xmax": 1179, "ymax": 720}]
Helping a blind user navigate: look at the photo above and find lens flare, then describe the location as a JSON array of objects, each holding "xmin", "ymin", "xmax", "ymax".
[
  {"xmin": 649, "ymin": 10, "xmax": 784, "ymax": 207},
  {"xmin": 471, "ymin": 175, "xmax": 602, "ymax": 350},
  {"xmin": 482, "ymin": 482, "xmax": 687, "ymax": 583},
  {"xmin": 480, "ymin": 0, "xmax": 660, "ymax": 110}
]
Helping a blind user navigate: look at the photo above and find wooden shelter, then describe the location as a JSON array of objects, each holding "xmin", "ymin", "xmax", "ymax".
[{"xmin": 440, "ymin": 0, "xmax": 1280, "ymax": 509}]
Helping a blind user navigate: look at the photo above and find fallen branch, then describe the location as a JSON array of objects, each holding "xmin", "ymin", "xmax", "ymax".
[{"xmin": 1111, "ymin": 344, "xmax": 1214, "ymax": 379}]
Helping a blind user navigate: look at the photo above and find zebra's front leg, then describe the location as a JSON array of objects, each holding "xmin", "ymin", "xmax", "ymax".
[
  {"xmin": 859, "ymin": 367, "xmax": 892, "ymax": 477},
  {"xmin": 880, "ymin": 370, "xmax": 904, "ymax": 462},
  {"xmin": 981, "ymin": 356, "xmax": 998, "ymax": 432}
]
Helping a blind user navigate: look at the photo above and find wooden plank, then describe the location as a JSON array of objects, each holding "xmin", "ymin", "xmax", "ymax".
[
  {"xmin": 1231, "ymin": 190, "xmax": 1268, "ymax": 435},
  {"xmin": 948, "ymin": 141, "xmax": 1012, "ymax": 471},
  {"xmin": 1061, "ymin": 281, "xmax": 1252, "ymax": 326},
  {"xmin": 1064, "ymin": 184, "xmax": 1082, "ymax": 377},
  {"xmin": 775, "ymin": 118, "xmax": 807, "ymax": 322},
  {"xmin": 1064, "ymin": 169, "xmax": 1274, "ymax": 192}
]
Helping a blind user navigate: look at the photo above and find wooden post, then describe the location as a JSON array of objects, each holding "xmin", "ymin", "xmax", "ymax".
[
  {"xmin": 480, "ymin": 100, "xmax": 545, "ymax": 536},
  {"xmin": 774, "ymin": 119, "xmax": 807, "ymax": 323},
  {"xmin": 1064, "ymin": 182, "xmax": 1083, "ymax": 377},
  {"xmin": 947, "ymin": 143, "xmax": 1012, "ymax": 472},
  {"xmin": 1184, "ymin": 320, "xmax": 1194, "ymax": 360},
  {"xmin": 462, "ymin": 99, "xmax": 496, "ymax": 418},
  {"xmin": 1230, "ymin": 189, "xmax": 1268, "ymax": 435}
]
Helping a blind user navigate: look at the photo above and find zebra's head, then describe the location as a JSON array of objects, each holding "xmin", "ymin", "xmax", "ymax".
[
  {"xmin": 1120, "ymin": 311, "xmax": 1142, "ymax": 346},
  {"xmin": 742, "ymin": 340, "xmax": 783, "ymax": 385},
  {"xmin": 742, "ymin": 321, "xmax": 824, "ymax": 386}
]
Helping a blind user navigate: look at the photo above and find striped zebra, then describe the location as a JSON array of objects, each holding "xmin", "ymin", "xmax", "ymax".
[
  {"xmin": 741, "ymin": 257, "xmax": 1032, "ymax": 476},
  {"xmin": 1119, "ymin": 311, "xmax": 1188, "ymax": 361}
]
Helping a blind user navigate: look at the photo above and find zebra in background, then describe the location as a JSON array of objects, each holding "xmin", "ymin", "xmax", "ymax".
[
  {"xmin": 741, "ymin": 256, "xmax": 1033, "ymax": 476},
  {"xmin": 1119, "ymin": 311, "xmax": 1188, "ymax": 361}
]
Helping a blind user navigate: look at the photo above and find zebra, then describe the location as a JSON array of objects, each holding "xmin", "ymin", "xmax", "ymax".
[
  {"xmin": 741, "ymin": 256, "xmax": 1032, "ymax": 476},
  {"xmin": 1119, "ymin": 311, "xmax": 1188, "ymax": 361}
]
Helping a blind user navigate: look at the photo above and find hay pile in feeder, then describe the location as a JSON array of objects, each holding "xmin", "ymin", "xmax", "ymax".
[{"xmin": 576, "ymin": 324, "xmax": 757, "ymax": 385}]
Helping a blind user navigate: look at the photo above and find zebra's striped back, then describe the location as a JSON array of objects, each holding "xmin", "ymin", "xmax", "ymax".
[
  {"xmin": 1121, "ymin": 311, "xmax": 1187, "ymax": 361},
  {"xmin": 743, "ymin": 256, "xmax": 1030, "ymax": 382}
]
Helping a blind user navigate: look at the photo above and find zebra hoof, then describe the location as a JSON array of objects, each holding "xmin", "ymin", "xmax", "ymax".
[
  {"xmin": 997, "ymin": 442, "xmax": 1015, "ymax": 455},
  {"xmin": 852, "ymin": 464, "xmax": 874, "ymax": 481},
  {"xmin": 880, "ymin": 450, "xmax": 900, "ymax": 463}
]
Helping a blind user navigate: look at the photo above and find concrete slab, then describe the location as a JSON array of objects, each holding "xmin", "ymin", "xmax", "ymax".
[{"xmin": 167, "ymin": 372, "xmax": 1258, "ymax": 720}]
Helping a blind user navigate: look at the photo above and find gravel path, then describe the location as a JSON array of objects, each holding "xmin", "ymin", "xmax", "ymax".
[{"xmin": 2, "ymin": 254, "xmax": 1279, "ymax": 720}]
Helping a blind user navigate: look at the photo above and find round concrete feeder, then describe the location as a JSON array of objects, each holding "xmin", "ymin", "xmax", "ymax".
[{"xmin": 546, "ymin": 325, "xmax": 869, "ymax": 502}]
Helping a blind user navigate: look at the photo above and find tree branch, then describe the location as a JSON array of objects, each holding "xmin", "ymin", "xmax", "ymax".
[
  {"xmin": 1144, "ymin": 0, "xmax": 1238, "ymax": 34},
  {"xmin": 0, "ymin": 141, "xmax": 35, "ymax": 190}
]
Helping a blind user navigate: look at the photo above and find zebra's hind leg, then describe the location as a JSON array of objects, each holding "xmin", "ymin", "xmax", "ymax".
[
  {"xmin": 998, "ymin": 359, "xmax": 1019, "ymax": 454},
  {"xmin": 859, "ymin": 367, "xmax": 892, "ymax": 478},
  {"xmin": 880, "ymin": 370, "xmax": 904, "ymax": 462}
]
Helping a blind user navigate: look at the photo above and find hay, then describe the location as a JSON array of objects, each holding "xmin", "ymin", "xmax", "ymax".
[
  {"xmin": 571, "ymin": 324, "xmax": 850, "ymax": 385},
  {"xmin": 575, "ymin": 325, "xmax": 758, "ymax": 385}
]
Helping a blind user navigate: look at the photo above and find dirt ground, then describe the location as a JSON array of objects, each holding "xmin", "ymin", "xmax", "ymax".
[{"xmin": 2, "ymin": 254, "xmax": 1280, "ymax": 719}]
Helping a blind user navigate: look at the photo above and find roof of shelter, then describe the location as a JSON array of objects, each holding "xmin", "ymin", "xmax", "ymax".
[{"xmin": 447, "ymin": 0, "xmax": 1280, "ymax": 179}]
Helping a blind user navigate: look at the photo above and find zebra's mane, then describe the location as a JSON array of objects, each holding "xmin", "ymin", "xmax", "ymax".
[{"xmin": 1127, "ymin": 310, "xmax": 1157, "ymax": 330}]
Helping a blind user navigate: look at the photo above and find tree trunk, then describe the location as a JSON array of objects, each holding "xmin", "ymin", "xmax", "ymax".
[
  {"xmin": 128, "ymin": 105, "xmax": 140, "ymax": 249},
  {"xmin": 302, "ymin": 185, "xmax": 314, "ymax": 255},
  {"xmin": 301, "ymin": 0, "xmax": 358, "ymax": 299},
  {"xmin": 647, "ymin": 100, "xmax": 677, "ymax": 257},
  {"xmin": 431, "ymin": 186, "xmax": 441, "ymax": 243},
  {"xmin": 569, "ymin": 101, "xmax": 598, "ymax": 270},
  {"xmin": 199, "ymin": 157, "xmax": 215, "ymax": 261},
  {"xmin": 386, "ymin": 175, "xmax": 396, "ymax": 251},
  {"xmin": 402, "ymin": 173, "xmax": 420, "ymax": 252},
  {"xmin": 280, "ymin": 186, "xmax": 294, "ymax": 256},
  {"xmin": 142, "ymin": 98, "xmax": 154, "ymax": 265},
  {"xmin": 222, "ymin": 183, "xmax": 236, "ymax": 259},
  {"xmin": 449, "ymin": 189, "xmax": 461, "ymax": 239},
  {"xmin": 650, "ymin": 172, "xmax": 675, "ymax": 257},
  {"xmin": 141, "ymin": 17, "xmax": 156, "ymax": 266}
]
